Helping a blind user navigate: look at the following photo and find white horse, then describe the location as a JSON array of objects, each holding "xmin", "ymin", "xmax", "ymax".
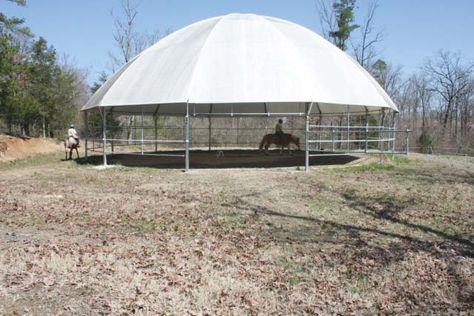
[{"xmin": 64, "ymin": 137, "xmax": 79, "ymax": 160}]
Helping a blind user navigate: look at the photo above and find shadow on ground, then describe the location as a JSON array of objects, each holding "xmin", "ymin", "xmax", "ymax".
[
  {"xmin": 340, "ymin": 190, "xmax": 474, "ymax": 256},
  {"xmin": 77, "ymin": 149, "xmax": 359, "ymax": 169},
  {"xmin": 223, "ymin": 191, "xmax": 474, "ymax": 264}
]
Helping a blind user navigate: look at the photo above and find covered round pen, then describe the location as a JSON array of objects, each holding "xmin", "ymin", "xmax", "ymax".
[{"xmin": 82, "ymin": 13, "xmax": 404, "ymax": 171}]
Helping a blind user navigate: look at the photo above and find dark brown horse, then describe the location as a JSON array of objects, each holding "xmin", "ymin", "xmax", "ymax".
[
  {"xmin": 64, "ymin": 136, "xmax": 80, "ymax": 160},
  {"xmin": 259, "ymin": 133, "xmax": 300, "ymax": 155}
]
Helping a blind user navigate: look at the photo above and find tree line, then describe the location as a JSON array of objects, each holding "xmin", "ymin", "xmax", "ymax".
[
  {"xmin": 317, "ymin": 0, "xmax": 474, "ymax": 154},
  {"xmin": 1, "ymin": 0, "xmax": 472, "ymax": 154},
  {"xmin": 0, "ymin": 0, "xmax": 87, "ymax": 138}
]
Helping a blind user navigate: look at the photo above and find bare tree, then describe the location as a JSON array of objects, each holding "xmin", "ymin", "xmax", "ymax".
[
  {"xmin": 108, "ymin": 0, "xmax": 139, "ymax": 72},
  {"xmin": 316, "ymin": 0, "xmax": 383, "ymax": 67},
  {"xmin": 371, "ymin": 59, "xmax": 403, "ymax": 98},
  {"xmin": 413, "ymin": 74, "xmax": 432, "ymax": 130},
  {"xmin": 422, "ymin": 51, "xmax": 473, "ymax": 129},
  {"xmin": 108, "ymin": 0, "xmax": 165, "ymax": 71},
  {"xmin": 401, "ymin": 74, "xmax": 433, "ymax": 131},
  {"xmin": 109, "ymin": 0, "xmax": 141, "ymax": 142},
  {"xmin": 315, "ymin": 0, "xmax": 337, "ymax": 42},
  {"xmin": 106, "ymin": 0, "xmax": 169, "ymax": 144},
  {"xmin": 459, "ymin": 80, "xmax": 474, "ymax": 141},
  {"xmin": 350, "ymin": 0, "xmax": 384, "ymax": 69}
]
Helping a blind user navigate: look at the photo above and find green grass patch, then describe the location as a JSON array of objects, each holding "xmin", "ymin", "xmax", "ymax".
[
  {"xmin": 224, "ymin": 212, "xmax": 247, "ymax": 230},
  {"xmin": 335, "ymin": 162, "xmax": 395, "ymax": 173},
  {"xmin": 392, "ymin": 155, "xmax": 417, "ymax": 165},
  {"xmin": 277, "ymin": 257, "xmax": 306, "ymax": 285},
  {"xmin": 333, "ymin": 156, "xmax": 419, "ymax": 174},
  {"xmin": 288, "ymin": 275, "xmax": 304, "ymax": 286},
  {"xmin": 114, "ymin": 166, "xmax": 163, "ymax": 176},
  {"xmin": 133, "ymin": 219, "xmax": 162, "ymax": 233}
]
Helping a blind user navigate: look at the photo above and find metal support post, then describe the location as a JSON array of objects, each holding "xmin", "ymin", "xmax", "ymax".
[
  {"xmin": 154, "ymin": 115, "xmax": 158, "ymax": 152},
  {"xmin": 338, "ymin": 115, "xmax": 342, "ymax": 150},
  {"xmin": 365, "ymin": 111, "xmax": 369, "ymax": 153},
  {"xmin": 304, "ymin": 103, "xmax": 310, "ymax": 172},
  {"xmin": 379, "ymin": 125, "xmax": 384, "ymax": 164},
  {"xmin": 208, "ymin": 104, "xmax": 213, "ymax": 152},
  {"xmin": 347, "ymin": 109, "xmax": 350, "ymax": 151},
  {"xmin": 102, "ymin": 107, "xmax": 107, "ymax": 166},
  {"xmin": 84, "ymin": 111, "xmax": 88, "ymax": 161},
  {"xmin": 110, "ymin": 108, "xmax": 114, "ymax": 153},
  {"xmin": 379, "ymin": 109, "xmax": 386, "ymax": 163},
  {"xmin": 185, "ymin": 102, "xmax": 190, "ymax": 171},
  {"xmin": 208, "ymin": 116, "xmax": 212, "ymax": 152},
  {"xmin": 236, "ymin": 117, "xmax": 240, "ymax": 146},
  {"xmin": 391, "ymin": 114, "xmax": 396, "ymax": 158},
  {"xmin": 331, "ymin": 122, "xmax": 335, "ymax": 152},
  {"xmin": 406, "ymin": 128, "xmax": 409, "ymax": 155},
  {"xmin": 133, "ymin": 114, "xmax": 137, "ymax": 144},
  {"xmin": 318, "ymin": 114, "xmax": 322, "ymax": 151},
  {"xmin": 141, "ymin": 108, "xmax": 144, "ymax": 155}
]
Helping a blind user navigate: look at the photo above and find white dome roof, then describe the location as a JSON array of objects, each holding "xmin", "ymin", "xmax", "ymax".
[{"xmin": 83, "ymin": 13, "xmax": 398, "ymax": 115}]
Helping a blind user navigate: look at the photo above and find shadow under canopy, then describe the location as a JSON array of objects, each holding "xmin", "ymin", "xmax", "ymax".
[{"xmin": 81, "ymin": 150, "xmax": 360, "ymax": 169}]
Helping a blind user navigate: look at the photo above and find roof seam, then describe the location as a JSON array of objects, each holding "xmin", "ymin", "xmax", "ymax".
[
  {"xmin": 185, "ymin": 17, "xmax": 224, "ymax": 102},
  {"xmin": 261, "ymin": 15, "xmax": 317, "ymax": 102}
]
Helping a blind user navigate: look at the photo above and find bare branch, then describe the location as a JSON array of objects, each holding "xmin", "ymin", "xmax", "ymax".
[
  {"xmin": 315, "ymin": 0, "xmax": 336, "ymax": 43},
  {"xmin": 350, "ymin": 0, "xmax": 384, "ymax": 68},
  {"xmin": 422, "ymin": 50, "xmax": 474, "ymax": 127}
]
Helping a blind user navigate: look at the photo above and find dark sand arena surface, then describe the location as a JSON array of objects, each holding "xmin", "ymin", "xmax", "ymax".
[{"xmin": 85, "ymin": 149, "xmax": 360, "ymax": 169}]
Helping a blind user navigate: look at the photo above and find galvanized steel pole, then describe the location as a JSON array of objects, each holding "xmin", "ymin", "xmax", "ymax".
[
  {"xmin": 305, "ymin": 103, "xmax": 310, "ymax": 172},
  {"xmin": 141, "ymin": 108, "xmax": 144, "ymax": 155},
  {"xmin": 208, "ymin": 116, "xmax": 212, "ymax": 152},
  {"xmin": 84, "ymin": 111, "xmax": 88, "ymax": 161},
  {"xmin": 347, "ymin": 109, "xmax": 350, "ymax": 151},
  {"xmin": 102, "ymin": 107, "xmax": 107, "ymax": 166},
  {"xmin": 392, "ymin": 114, "xmax": 396, "ymax": 157},
  {"xmin": 185, "ymin": 102, "xmax": 190, "ymax": 171},
  {"xmin": 365, "ymin": 111, "xmax": 368, "ymax": 153},
  {"xmin": 331, "ymin": 122, "xmax": 335, "ymax": 152},
  {"xmin": 406, "ymin": 128, "xmax": 409, "ymax": 155},
  {"xmin": 154, "ymin": 116, "xmax": 158, "ymax": 152}
]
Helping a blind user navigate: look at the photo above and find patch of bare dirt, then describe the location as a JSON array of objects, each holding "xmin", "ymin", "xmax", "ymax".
[{"xmin": 0, "ymin": 134, "xmax": 63, "ymax": 162}]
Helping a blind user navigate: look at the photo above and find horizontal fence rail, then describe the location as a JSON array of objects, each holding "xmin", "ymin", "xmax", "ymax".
[{"xmin": 83, "ymin": 110, "xmax": 411, "ymax": 171}]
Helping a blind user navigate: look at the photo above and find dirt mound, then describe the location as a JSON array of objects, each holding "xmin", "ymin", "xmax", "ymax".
[{"xmin": 0, "ymin": 134, "xmax": 62, "ymax": 162}]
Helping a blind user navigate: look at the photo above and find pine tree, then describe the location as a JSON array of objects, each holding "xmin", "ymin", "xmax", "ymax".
[{"xmin": 329, "ymin": 0, "xmax": 359, "ymax": 51}]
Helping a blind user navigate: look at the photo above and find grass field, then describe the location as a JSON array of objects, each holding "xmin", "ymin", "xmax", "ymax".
[{"xmin": 0, "ymin": 153, "xmax": 473, "ymax": 314}]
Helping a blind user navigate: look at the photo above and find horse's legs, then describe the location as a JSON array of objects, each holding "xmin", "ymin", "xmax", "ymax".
[
  {"xmin": 75, "ymin": 147, "xmax": 80, "ymax": 159},
  {"xmin": 265, "ymin": 144, "xmax": 270, "ymax": 155}
]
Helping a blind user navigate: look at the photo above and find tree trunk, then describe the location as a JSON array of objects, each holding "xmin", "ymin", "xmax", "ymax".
[
  {"xmin": 24, "ymin": 123, "xmax": 30, "ymax": 137},
  {"xmin": 126, "ymin": 116, "xmax": 134, "ymax": 144},
  {"xmin": 42, "ymin": 115, "xmax": 46, "ymax": 138},
  {"xmin": 443, "ymin": 99, "xmax": 453, "ymax": 129}
]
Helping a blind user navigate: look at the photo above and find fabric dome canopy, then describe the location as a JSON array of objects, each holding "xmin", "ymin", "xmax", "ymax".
[{"xmin": 82, "ymin": 13, "xmax": 398, "ymax": 115}]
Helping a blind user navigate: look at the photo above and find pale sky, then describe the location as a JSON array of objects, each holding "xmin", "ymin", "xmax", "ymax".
[{"xmin": 3, "ymin": 0, "xmax": 474, "ymax": 84}]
